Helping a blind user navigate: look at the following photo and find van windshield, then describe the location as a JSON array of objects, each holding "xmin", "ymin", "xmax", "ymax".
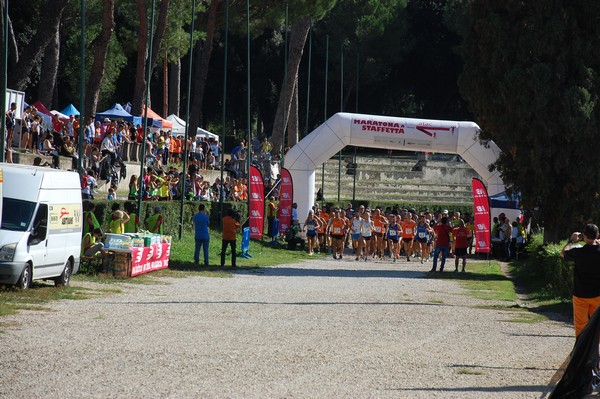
[{"xmin": 1, "ymin": 198, "xmax": 36, "ymax": 232}]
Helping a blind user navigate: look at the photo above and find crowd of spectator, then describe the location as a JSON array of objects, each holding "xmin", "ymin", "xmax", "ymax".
[{"xmin": 6, "ymin": 103, "xmax": 282, "ymax": 205}]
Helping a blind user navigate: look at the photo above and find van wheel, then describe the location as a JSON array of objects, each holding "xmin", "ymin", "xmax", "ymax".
[
  {"xmin": 54, "ymin": 260, "xmax": 72, "ymax": 287},
  {"xmin": 16, "ymin": 264, "xmax": 32, "ymax": 290}
]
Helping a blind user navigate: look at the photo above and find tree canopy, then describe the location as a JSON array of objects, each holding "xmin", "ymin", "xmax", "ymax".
[{"xmin": 458, "ymin": 0, "xmax": 600, "ymax": 242}]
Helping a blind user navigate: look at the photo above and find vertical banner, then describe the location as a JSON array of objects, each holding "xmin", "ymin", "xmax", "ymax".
[
  {"xmin": 249, "ymin": 165, "xmax": 265, "ymax": 239},
  {"xmin": 278, "ymin": 168, "xmax": 294, "ymax": 234},
  {"xmin": 472, "ymin": 178, "xmax": 491, "ymax": 253}
]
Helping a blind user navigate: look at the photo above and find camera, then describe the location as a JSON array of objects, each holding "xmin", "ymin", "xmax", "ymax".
[{"xmin": 578, "ymin": 233, "xmax": 584, "ymax": 240}]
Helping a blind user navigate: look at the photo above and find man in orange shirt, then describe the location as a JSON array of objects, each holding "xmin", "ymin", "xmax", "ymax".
[
  {"xmin": 328, "ymin": 210, "xmax": 346, "ymax": 259},
  {"xmin": 402, "ymin": 214, "xmax": 417, "ymax": 261},
  {"xmin": 221, "ymin": 208, "xmax": 241, "ymax": 267},
  {"xmin": 371, "ymin": 208, "xmax": 388, "ymax": 259}
]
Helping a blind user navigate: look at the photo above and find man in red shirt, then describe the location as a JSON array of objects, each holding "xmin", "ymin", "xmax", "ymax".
[
  {"xmin": 431, "ymin": 216, "xmax": 453, "ymax": 272},
  {"xmin": 221, "ymin": 208, "xmax": 241, "ymax": 267},
  {"xmin": 452, "ymin": 219, "xmax": 470, "ymax": 272}
]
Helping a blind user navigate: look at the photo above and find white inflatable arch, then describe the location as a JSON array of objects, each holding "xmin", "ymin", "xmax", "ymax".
[{"xmin": 285, "ymin": 112, "xmax": 504, "ymax": 220}]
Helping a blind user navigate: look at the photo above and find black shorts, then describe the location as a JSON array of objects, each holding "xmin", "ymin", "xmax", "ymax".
[
  {"xmin": 387, "ymin": 237, "xmax": 399, "ymax": 243},
  {"xmin": 362, "ymin": 236, "xmax": 371, "ymax": 241},
  {"xmin": 416, "ymin": 237, "xmax": 427, "ymax": 244},
  {"xmin": 455, "ymin": 247, "xmax": 467, "ymax": 256},
  {"xmin": 331, "ymin": 235, "xmax": 344, "ymax": 241},
  {"xmin": 403, "ymin": 237, "xmax": 413, "ymax": 244}
]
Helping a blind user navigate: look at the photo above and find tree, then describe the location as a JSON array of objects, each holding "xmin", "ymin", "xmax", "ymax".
[
  {"xmin": 458, "ymin": 0, "xmax": 600, "ymax": 243},
  {"xmin": 85, "ymin": 0, "xmax": 115, "ymax": 117},
  {"xmin": 7, "ymin": 0, "xmax": 70, "ymax": 90},
  {"xmin": 131, "ymin": 0, "xmax": 170, "ymax": 116},
  {"xmin": 189, "ymin": 0, "xmax": 220, "ymax": 132},
  {"xmin": 270, "ymin": 1, "xmax": 336, "ymax": 152},
  {"xmin": 37, "ymin": 30, "xmax": 60, "ymax": 107}
]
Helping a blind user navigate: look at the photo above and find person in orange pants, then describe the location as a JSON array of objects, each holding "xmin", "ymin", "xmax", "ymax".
[{"xmin": 562, "ymin": 224, "xmax": 600, "ymax": 338}]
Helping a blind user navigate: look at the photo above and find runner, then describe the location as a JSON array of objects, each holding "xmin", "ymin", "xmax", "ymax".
[
  {"xmin": 349, "ymin": 211, "xmax": 363, "ymax": 261},
  {"xmin": 401, "ymin": 213, "xmax": 417, "ymax": 261},
  {"xmin": 371, "ymin": 208, "xmax": 388, "ymax": 259},
  {"xmin": 360, "ymin": 212, "xmax": 373, "ymax": 261},
  {"xmin": 415, "ymin": 214, "xmax": 432, "ymax": 264},
  {"xmin": 386, "ymin": 214, "xmax": 402, "ymax": 261},
  {"xmin": 328, "ymin": 210, "xmax": 347, "ymax": 260},
  {"xmin": 303, "ymin": 210, "xmax": 322, "ymax": 256},
  {"xmin": 318, "ymin": 206, "xmax": 331, "ymax": 254}
]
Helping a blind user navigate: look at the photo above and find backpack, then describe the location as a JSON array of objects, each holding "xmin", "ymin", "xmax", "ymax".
[{"xmin": 81, "ymin": 175, "xmax": 89, "ymax": 190}]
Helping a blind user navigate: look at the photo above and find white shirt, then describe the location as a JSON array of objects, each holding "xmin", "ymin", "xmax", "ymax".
[{"xmin": 360, "ymin": 220, "xmax": 373, "ymax": 237}]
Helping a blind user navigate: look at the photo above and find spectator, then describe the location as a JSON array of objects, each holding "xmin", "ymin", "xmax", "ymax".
[
  {"xmin": 123, "ymin": 202, "xmax": 140, "ymax": 234},
  {"xmin": 285, "ymin": 219, "xmax": 305, "ymax": 251},
  {"xmin": 431, "ymin": 216, "xmax": 452, "ymax": 272},
  {"xmin": 562, "ymin": 224, "xmax": 600, "ymax": 338},
  {"xmin": 109, "ymin": 204, "xmax": 130, "ymax": 234},
  {"xmin": 82, "ymin": 228, "xmax": 106, "ymax": 258},
  {"xmin": 192, "ymin": 204, "xmax": 210, "ymax": 267},
  {"xmin": 452, "ymin": 219, "xmax": 470, "ymax": 272},
  {"xmin": 146, "ymin": 205, "xmax": 164, "ymax": 234},
  {"xmin": 221, "ymin": 208, "xmax": 240, "ymax": 267}
]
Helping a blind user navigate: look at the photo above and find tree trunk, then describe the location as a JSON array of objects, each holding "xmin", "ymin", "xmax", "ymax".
[
  {"xmin": 8, "ymin": 0, "xmax": 69, "ymax": 90},
  {"xmin": 189, "ymin": 0, "xmax": 220, "ymax": 135},
  {"xmin": 168, "ymin": 59, "xmax": 181, "ymax": 116},
  {"xmin": 131, "ymin": 0, "xmax": 149, "ymax": 116},
  {"xmin": 150, "ymin": 0, "xmax": 170, "ymax": 71},
  {"xmin": 85, "ymin": 0, "xmax": 115, "ymax": 119},
  {"xmin": 287, "ymin": 79, "xmax": 299, "ymax": 147},
  {"xmin": 271, "ymin": 16, "xmax": 311, "ymax": 153},
  {"xmin": 132, "ymin": 0, "xmax": 170, "ymax": 116},
  {"xmin": 37, "ymin": 30, "xmax": 60, "ymax": 108}
]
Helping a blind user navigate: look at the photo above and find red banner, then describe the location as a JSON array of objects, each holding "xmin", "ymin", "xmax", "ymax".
[
  {"xmin": 130, "ymin": 243, "xmax": 171, "ymax": 277},
  {"xmin": 278, "ymin": 168, "xmax": 294, "ymax": 234},
  {"xmin": 249, "ymin": 165, "xmax": 265, "ymax": 239},
  {"xmin": 472, "ymin": 178, "xmax": 491, "ymax": 253}
]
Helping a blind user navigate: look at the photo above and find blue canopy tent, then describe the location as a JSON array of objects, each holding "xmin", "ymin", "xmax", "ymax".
[
  {"xmin": 490, "ymin": 191, "xmax": 521, "ymax": 209},
  {"xmin": 60, "ymin": 103, "xmax": 80, "ymax": 116},
  {"xmin": 95, "ymin": 103, "xmax": 143, "ymax": 126}
]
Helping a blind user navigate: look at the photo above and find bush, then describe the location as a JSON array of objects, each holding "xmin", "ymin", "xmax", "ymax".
[{"xmin": 515, "ymin": 233, "xmax": 573, "ymax": 300}]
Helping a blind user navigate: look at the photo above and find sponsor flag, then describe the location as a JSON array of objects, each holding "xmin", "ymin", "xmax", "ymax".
[
  {"xmin": 278, "ymin": 168, "xmax": 294, "ymax": 234},
  {"xmin": 249, "ymin": 166, "xmax": 265, "ymax": 239},
  {"xmin": 472, "ymin": 178, "xmax": 491, "ymax": 254}
]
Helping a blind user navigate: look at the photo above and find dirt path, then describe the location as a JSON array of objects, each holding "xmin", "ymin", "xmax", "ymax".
[{"xmin": 0, "ymin": 258, "xmax": 573, "ymax": 398}]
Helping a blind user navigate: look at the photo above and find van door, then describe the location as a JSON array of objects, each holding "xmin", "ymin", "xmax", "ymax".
[{"xmin": 28, "ymin": 204, "xmax": 49, "ymax": 279}]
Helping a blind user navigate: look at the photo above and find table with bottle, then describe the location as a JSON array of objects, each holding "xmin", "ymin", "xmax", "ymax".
[{"xmin": 104, "ymin": 233, "xmax": 172, "ymax": 277}]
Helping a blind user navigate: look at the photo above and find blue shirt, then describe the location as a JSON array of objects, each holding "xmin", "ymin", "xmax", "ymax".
[{"xmin": 193, "ymin": 212, "xmax": 210, "ymax": 240}]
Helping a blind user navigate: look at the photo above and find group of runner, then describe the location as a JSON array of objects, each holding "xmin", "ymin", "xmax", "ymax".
[{"xmin": 302, "ymin": 204, "xmax": 475, "ymax": 271}]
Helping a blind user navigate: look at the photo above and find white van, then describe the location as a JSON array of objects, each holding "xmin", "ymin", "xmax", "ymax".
[{"xmin": 0, "ymin": 164, "xmax": 82, "ymax": 288}]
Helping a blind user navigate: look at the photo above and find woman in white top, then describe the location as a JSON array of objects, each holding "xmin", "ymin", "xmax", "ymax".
[
  {"xmin": 350, "ymin": 212, "xmax": 363, "ymax": 261},
  {"xmin": 360, "ymin": 212, "xmax": 373, "ymax": 261}
]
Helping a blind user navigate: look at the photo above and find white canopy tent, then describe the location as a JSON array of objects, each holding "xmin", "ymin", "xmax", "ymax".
[
  {"xmin": 285, "ymin": 112, "xmax": 504, "ymax": 222},
  {"xmin": 196, "ymin": 127, "xmax": 219, "ymax": 141},
  {"xmin": 166, "ymin": 114, "xmax": 186, "ymax": 135}
]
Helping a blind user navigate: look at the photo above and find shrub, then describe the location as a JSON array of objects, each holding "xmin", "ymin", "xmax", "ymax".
[{"xmin": 516, "ymin": 233, "xmax": 573, "ymax": 300}]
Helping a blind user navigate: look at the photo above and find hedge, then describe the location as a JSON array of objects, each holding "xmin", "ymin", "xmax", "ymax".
[{"xmin": 84, "ymin": 200, "xmax": 249, "ymax": 237}]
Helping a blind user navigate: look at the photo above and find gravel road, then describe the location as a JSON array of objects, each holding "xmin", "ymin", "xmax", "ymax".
[{"xmin": 0, "ymin": 257, "xmax": 573, "ymax": 398}]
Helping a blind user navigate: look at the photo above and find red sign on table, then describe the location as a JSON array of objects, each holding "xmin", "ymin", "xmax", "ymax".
[{"xmin": 130, "ymin": 243, "xmax": 171, "ymax": 277}]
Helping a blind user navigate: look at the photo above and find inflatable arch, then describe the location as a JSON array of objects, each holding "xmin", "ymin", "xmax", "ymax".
[{"xmin": 285, "ymin": 112, "xmax": 504, "ymax": 220}]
